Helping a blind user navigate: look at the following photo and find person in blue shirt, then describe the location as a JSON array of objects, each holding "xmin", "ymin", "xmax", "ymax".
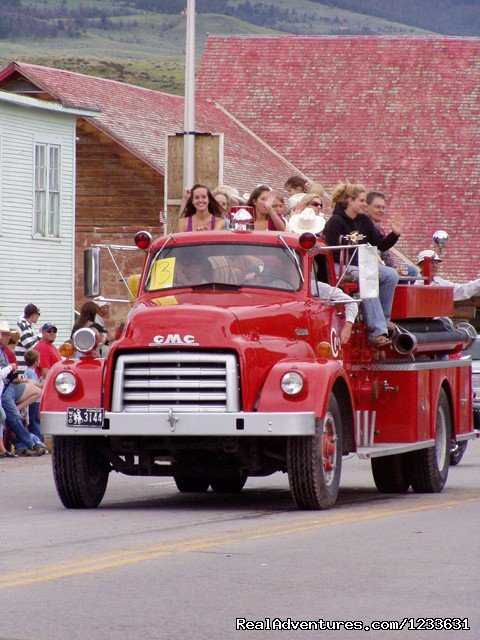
[
  {"xmin": 0, "ymin": 321, "xmax": 44, "ymax": 456},
  {"xmin": 23, "ymin": 349, "xmax": 45, "ymax": 447}
]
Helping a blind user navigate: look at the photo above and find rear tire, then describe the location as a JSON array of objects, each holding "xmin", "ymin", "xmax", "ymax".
[
  {"xmin": 410, "ymin": 388, "xmax": 450, "ymax": 493},
  {"xmin": 371, "ymin": 454, "xmax": 411, "ymax": 493},
  {"xmin": 52, "ymin": 436, "xmax": 110, "ymax": 509},
  {"xmin": 287, "ymin": 394, "xmax": 343, "ymax": 510},
  {"xmin": 449, "ymin": 440, "xmax": 468, "ymax": 466},
  {"xmin": 210, "ymin": 474, "xmax": 247, "ymax": 493},
  {"xmin": 173, "ymin": 475, "xmax": 210, "ymax": 493}
]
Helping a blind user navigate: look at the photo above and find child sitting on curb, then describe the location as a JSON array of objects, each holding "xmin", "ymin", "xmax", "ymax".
[{"xmin": 23, "ymin": 349, "xmax": 47, "ymax": 449}]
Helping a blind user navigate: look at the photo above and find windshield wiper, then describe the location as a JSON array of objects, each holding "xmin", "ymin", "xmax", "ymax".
[{"xmin": 278, "ymin": 235, "xmax": 304, "ymax": 283}]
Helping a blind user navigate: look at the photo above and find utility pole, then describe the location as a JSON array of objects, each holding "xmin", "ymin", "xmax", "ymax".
[{"xmin": 183, "ymin": 0, "xmax": 195, "ymax": 190}]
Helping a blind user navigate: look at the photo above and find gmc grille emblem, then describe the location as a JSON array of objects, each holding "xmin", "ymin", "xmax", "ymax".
[{"xmin": 149, "ymin": 333, "xmax": 199, "ymax": 346}]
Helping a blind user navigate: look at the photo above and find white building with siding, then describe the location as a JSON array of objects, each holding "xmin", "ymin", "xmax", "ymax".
[{"xmin": 0, "ymin": 91, "xmax": 95, "ymax": 344}]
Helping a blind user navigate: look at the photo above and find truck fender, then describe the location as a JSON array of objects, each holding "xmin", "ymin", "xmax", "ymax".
[
  {"xmin": 256, "ymin": 358, "xmax": 352, "ymax": 418},
  {"xmin": 40, "ymin": 358, "xmax": 104, "ymax": 413}
]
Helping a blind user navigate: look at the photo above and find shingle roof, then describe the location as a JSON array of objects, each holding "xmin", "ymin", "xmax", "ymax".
[
  {"xmin": 0, "ymin": 61, "xmax": 294, "ymax": 194},
  {"xmin": 197, "ymin": 36, "xmax": 480, "ymax": 281}
]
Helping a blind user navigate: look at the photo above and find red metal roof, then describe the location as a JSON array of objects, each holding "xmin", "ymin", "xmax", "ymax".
[
  {"xmin": 1, "ymin": 61, "xmax": 295, "ymax": 194},
  {"xmin": 197, "ymin": 36, "xmax": 480, "ymax": 281}
]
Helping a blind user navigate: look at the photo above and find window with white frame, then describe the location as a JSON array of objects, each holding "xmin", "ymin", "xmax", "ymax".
[{"xmin": 34, "ymin": 142, "xmax": 60, "ymax": 237}]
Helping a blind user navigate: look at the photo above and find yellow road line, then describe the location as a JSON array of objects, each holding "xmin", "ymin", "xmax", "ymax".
[{"xmin": 1, "ymin": 491, "xmax": 479, "ymax": 590}]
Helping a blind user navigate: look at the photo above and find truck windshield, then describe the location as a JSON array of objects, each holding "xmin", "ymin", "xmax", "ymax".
[{"xmin": 145, "ymin": 243, "xmax": 302, "ymax": 293}]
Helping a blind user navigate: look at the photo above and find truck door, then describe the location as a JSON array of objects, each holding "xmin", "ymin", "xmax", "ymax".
[{"xmin": 308, "ymin": 254, "xmax": 345, "ymax": 358}]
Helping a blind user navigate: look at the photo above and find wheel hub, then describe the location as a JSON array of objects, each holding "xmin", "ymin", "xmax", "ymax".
[
  {"xmin": 436, "ymin": 405, "xmax": 448, "ymax": 468},
  {"xmin": 322, "ymin": 413, "xmax": 337, "ymax": 486}
]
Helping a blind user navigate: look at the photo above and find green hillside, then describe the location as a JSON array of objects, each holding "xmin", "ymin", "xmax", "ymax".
[
  {"xmin": 309, "ymin": 0, "xmax": 480, "ymax": 37},
  {"xmin": 0, "ymin": 0, "xmax": 438, "ymax": 93}
]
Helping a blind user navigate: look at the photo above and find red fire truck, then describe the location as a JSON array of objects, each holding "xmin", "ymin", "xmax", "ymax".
[{"xmin": 41, "ymin": 230, "xmax": 477, "ymax": 510}]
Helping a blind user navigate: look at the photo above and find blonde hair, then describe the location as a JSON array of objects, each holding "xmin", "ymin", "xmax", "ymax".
[
  {"xmin": 212, "ymin": 185, "xmax": 240, "ymax": 209},
  {"xmin": 297, "ymin": 192, "xmax": 324, "ymax": 211},
  {"xmin": 305, "ymin": 182, "xmax": 326, "ymax": 196},
  {"xmin": 330, "ymin": 182, "xmax": 366, "ymax": 210}
]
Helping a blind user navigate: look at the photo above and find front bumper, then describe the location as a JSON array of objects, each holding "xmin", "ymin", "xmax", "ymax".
[{"xmin": 41, "ymin": 410, "xmax": 316, "ymax": 437}]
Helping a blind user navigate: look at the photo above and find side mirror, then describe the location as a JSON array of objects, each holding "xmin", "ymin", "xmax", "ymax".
[{"xmin": 84, "ymin": 247, "xmax": 100, "ymax": 298}]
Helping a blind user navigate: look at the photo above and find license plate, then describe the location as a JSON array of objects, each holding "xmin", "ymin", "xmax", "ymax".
[{"xmin": 67, "ymin": 408, "xmax": 104, "ymax": 428}]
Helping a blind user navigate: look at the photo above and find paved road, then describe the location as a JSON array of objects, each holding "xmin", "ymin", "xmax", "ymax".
[{"xmin": 1, "ymin": 442, "xmax": 479, "ymax": 640}]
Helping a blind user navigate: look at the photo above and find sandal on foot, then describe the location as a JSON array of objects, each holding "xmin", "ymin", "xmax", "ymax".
[
  {"xmin": 369, "ymin": 334, "xmax": 391, "ymax": 347},
  {"xmin": 387, "ymin": 322, "xmax": 398, "ymax": 335}
]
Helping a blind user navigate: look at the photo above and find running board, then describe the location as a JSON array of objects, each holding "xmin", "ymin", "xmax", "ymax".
[
  {"xmin": 356, "ymin": 440, "xmax": 435, "ymax": 459},
  {"xmin": 457, "ymin": 430, "xmax": 479, "ymax": 442}
]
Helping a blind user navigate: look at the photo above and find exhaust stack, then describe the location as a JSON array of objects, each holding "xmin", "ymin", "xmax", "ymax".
[{"xmin": 392, "ymin": 320, "xmax": 476, "ymax": 356}]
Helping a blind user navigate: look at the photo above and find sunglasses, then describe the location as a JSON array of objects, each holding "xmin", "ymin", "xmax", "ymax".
[
  {"xmin": 45, "ymin": 328, "xmax": 57, "ymax": 333},
  {"xmin": 310, "ymin": 202, "xmax": 322, "ymax": 207}
]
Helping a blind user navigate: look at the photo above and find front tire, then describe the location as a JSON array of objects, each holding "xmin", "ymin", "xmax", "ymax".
[
  {"xmin": 410, "ymin": 388, "xmax": 450, "ymax": 493},
  {"xmin": 52, "ymin": 436, "xmax": 110, "ymax": 508},
  {"xmin": 287, "ymin": 394, "xmax": 343, "ymax": 510}
]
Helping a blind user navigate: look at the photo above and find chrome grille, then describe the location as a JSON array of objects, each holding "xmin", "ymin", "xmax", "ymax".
[{"xmin": 111, "ymin": 352, "xmax": 240, "ymax": 413}]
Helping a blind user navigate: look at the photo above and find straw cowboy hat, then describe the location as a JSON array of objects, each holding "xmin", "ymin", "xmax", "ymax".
[
  {"xmin": 286, "ymin": 192, "xmax": 305, "ymax": 214},
  {"xmin": 288, "ymin": 207, "xmax": 326, "ymax": 235},
  {"xmin": 0, "ymin": 319, "xmax": 11, "ymax": 333}
]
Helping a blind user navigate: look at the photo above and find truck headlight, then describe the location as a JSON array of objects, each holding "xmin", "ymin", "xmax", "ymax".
[
  {"xmin": 281, "ymin": 371, "xmax": 304, "ymax": 395},
  {"xmin": 55, "ymin": 371, "xmax": 77, "ymax": 395},
  {"xmin": 72, "ymin": 327, "xmax": 98, "ymax": 354}
]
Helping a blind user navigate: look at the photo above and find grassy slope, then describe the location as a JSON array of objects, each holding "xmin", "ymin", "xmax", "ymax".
[
  {"xmin": 0, "ymin": 1, "xmax": 435, "ymax": 93},
  {"xmin": 0, "ymin": 13, "xmax": 281, "ymax": 93}
]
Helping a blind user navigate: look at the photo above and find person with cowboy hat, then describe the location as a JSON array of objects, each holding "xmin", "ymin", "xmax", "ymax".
[
  {"xmin": 417, "ymin": 250, "xmax": 480, "ymax": 301},
  {"xmin": 0, "ymin": 341, "xmax": 14, "ymax": 457},
  {"xmin": 287, "ymin": 207, "xmax": 326, "ymax": 236},
  {"xmin": 0, "ymin": 319, "xmax": 45, "ymax": 456}
]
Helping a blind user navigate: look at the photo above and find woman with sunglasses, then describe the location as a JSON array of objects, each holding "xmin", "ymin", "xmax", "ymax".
[
  {"xmin": 246, "ymin": 185, "xmax": 286, "ymax": 231},
  {"xmin": 288, "ymin": 192, "xmax": 326, "ymax": 222}
]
